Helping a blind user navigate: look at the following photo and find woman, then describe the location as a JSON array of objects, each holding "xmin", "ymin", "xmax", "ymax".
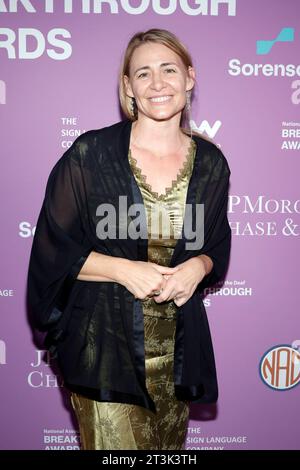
[{"xmin": 27, "ymin": 29, "xmax": 231, "ymax": 450}]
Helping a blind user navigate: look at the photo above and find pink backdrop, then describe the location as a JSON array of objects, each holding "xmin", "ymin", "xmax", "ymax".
[{"xmin": 1, "ymin": 0, "xmax": 299, "ymax": 450}]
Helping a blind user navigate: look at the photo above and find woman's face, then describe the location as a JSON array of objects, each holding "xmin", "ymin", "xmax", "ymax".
[{"xmin": 124, "ymin": 42, "xmax": 195, "ymax": 122}]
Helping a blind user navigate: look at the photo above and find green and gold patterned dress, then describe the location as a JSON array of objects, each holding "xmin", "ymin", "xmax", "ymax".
[{"xmin": 70, "ymin": 138, "xmax": 197, "ymax": 450}]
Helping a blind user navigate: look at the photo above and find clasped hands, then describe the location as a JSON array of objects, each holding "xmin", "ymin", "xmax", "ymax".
[{"xmin": 127, "ymin": 256, "xmax": 206, "ymax": 307}]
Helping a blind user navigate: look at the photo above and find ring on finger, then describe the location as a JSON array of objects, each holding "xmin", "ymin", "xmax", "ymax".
[{"xmin": 152, "ymin": 288, "xmax": 163, "ymax": 296}]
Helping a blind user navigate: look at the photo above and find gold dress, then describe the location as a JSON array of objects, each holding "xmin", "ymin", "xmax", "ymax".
[{"xmin": 70, "ymin": 139, "xmax": 197, "ymax": 450}]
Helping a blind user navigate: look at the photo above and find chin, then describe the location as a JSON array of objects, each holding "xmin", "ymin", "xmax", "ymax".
[{"xmin": 150, "ymin": 109, "xmax": 182, "ymax": 122}]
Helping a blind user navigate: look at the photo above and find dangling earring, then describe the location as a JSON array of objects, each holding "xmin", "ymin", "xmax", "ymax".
[
  {"xmin": 185, "ymin": 90, "xmax": 193, "ymax": 139},
  {"xmin": 130, "ymin": 97, "xmax": 137, "ymax": 119},
  {"xmin": 185, "ymin": 90, "xmax": 191, "ymax": 111}
]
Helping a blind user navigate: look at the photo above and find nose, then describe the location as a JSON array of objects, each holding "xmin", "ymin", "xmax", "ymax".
[{"xmin": 150, "ymin": 70, "xmax": 167, "ymax": 91}]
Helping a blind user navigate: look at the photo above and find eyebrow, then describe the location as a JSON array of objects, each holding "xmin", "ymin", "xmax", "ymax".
[{"xmin": 133, "ymin": 62, "xmax": 178, "ymax": 75}]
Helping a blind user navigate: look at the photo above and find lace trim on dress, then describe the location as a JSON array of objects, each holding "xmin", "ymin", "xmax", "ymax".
[{"xmin": 128, "ymin": 139, "xmax": 196, "ymax": 201}]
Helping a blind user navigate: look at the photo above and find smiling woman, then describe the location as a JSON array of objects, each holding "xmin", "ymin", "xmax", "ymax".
[
  {"xmin": 27, "ymin": 28, "xmax": 231, "ymax": 451},
  {"xmin": 121, "ymin": 32, "xmax": 195, "ymax": 136},
  {"xmin": 121, "ymin": 33, "xmax": 197, "ymax": 197}
]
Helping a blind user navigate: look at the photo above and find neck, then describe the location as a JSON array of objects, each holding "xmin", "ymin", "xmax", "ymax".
[{"xmin": 130, "ymin": 114, "xmax": 189, "ymax": 155}]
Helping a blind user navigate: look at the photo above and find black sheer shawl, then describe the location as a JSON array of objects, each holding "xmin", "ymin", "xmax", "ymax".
[{"xmin": 26, "ymin": 118, "xmax": 231, "ymax": 410}]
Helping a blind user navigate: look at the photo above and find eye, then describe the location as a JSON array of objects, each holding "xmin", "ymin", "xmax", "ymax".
[
  {"xmin": 137, "ymin": 68, "xmax": 176, "ymax": 78},
  {"xmin": 137, "ymin": 72, "xmax": 148, "ymax": 78}
]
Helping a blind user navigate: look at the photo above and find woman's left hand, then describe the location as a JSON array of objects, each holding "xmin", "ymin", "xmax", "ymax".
[{"xmin": 152, "ymin": 257, "xmax": 207, "ymax": 307}]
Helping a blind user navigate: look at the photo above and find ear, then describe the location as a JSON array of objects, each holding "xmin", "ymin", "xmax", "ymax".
[
  {"xmin": 123, "ymin": 75, "xmax": 134, "ymax": 98},
  {"xmin": 186, "ymin": 66, "xmax": 196, "ymax": 92}
]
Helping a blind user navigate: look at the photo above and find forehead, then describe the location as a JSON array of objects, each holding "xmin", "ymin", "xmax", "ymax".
[{"xmin": 130, "ymin": 42, "xmax": 183, "ymax": 72}]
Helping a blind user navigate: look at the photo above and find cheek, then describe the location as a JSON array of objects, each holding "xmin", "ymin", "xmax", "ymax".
[
  {"xmin": 169, "ymin": 77, "xmax": 187, "ymax": 91},
  {"xmin": 178, "ymin": 76, "xmax": 187, "ymax": 87},
  {"xmin": 134, "ymin": 83, "xmax": 148, "ymax": 98}
]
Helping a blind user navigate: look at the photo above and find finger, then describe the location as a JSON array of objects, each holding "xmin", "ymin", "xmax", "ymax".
[
  {"xmin": 153, "ymin": 290, "xmax": 167, "ymax": 303},
  {"xmin": 153, "ymin": 285, "xmax": 174, "ymax": 303},
  {"xmin": 166, "ymin": 287, "xmax": 179, "ymax": 302},
  {"xmin": 152, "ymin": 264, "xmax": 180, "ymax": 274},
  {"xmin": 174, "ymin": 296, "xmax": 183, "ymax": 306}
]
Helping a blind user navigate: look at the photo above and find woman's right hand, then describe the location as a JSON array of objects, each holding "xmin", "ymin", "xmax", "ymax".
[{"xmin": 120, "ymin": 261, "xmax": 179, "ymax": 301}]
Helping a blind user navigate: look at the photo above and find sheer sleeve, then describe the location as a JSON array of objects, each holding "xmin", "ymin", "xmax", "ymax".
[
  {"xmin": 27, "ymin": 141, "xmax": 93, "ymax": 331},
  {"xmin": 198, "ymin": 148, "xmax": 231, "ymax": 290}
]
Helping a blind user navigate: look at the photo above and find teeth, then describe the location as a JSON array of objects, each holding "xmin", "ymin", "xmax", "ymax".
[{"xmin": 150, "ymin": 95, "xmax": 171, "ymax": 103}]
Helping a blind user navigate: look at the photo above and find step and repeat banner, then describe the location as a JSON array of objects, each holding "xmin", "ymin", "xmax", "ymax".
[{"xmin": 1, "ymin": 0, "xmax": 299, "ymax": 451}]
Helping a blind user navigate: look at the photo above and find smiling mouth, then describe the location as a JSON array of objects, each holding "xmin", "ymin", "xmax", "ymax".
[{"xmin": 149, "ymin": 95, "xmax": 172, "ymax": 103}]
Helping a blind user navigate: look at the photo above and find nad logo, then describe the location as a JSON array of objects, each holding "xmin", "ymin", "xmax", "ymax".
[
  {"xmin": 256, "ymin": 27, "xmax": 294, "ymax": 55},
  {"xmin": 259, "ymin": 344, "xmax": 300, "ymax": 390}
]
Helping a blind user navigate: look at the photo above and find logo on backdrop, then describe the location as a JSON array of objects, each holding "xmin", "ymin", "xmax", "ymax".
[
  {"xmin": 0, "ymin": 0, "xmax": 237, "ymax": 16},
  {"xmin": 259, "ymin": 342, "xmax": 300, "ymax": 390},
  {"xmin": 0, "ymin": 0, "xmax": 237, "ymax": 61},
  {"xmin": 0, "ymin": 340, "xmax": 6, "ymax": 364},
  {"xmin": 228, "ymin": 195, "xmax": 299, "ymax": 237},
  {"xmin": 228, "ymin": 26, "xmax": 299, "ymax": 77},
  {"xmin": 19, "ymin": 221, "xmax": 36, "ymax": 237},
  {"xmin": 28, "ymin": 350, "xmax": 63, "ymax": 388},
  {"xmin": 256, "ymin": 27, "xmax": 294, "ymax": 55},
  {"xmin": 191, "ymin": 119, "xmax": 222, "ymax": 140},
  {"xmin": 204, "ymin": 278, "xmax": 252, "ymax": 299},
  {"xmin": 43, "ymin": 429, "xmax": 80, "ymax": 451},
  {"xmin": 0, "ymin": 80, "xmax": 6, "ymax": 104},
  {"xmin": 281, "ymin": 121, "xmax": 300, "ymax": 151},
  {"xmin": 291, "ymin": 80, "xmax": 300, "ymax": 105},
  {"xmin": 0, "ymin": 289, "xmax": 13, "ymax": 297},
  {"xmin": 228, "ymin": 26, "xmax": 300, "ymax": 112},
  {"xmin": 61, "ymin": 117, "xmax": 86, "ymax": 148}
]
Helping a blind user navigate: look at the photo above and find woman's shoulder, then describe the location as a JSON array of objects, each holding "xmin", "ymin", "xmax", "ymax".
[
  {"xmin": 191, "ymin": 131, "xmax": 231, "ymax": 177},
  {"xmin": 44, "ymin": 120, "xmax": 127, "ymax": 191},
  {"xmin": 54, "ymin": 119, "xmax": 126, "ymax": 167},
  {"xmin": 69, "ymin": 119, "xmax": 125, "ymax": 153}
]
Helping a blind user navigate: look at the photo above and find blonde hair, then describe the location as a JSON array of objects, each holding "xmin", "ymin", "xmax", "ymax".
[{"xmin": 118, "ymin": 28, "xmax": 207, "ymax": 140}]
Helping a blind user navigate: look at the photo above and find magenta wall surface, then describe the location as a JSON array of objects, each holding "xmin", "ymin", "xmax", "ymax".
[{"xmin": 0, "ymin": 0, "xmax": 299, "ymax": 450}]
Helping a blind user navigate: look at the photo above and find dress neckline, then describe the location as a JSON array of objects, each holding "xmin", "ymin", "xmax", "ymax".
[{"xmin": 128, "ymin": 139, "xmax": 196, "ymax": 201}]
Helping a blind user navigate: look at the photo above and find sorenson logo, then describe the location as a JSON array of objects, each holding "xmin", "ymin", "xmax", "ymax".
[
  {"xmin": 228, "ymin": 27, "xmax": 299, "ymax": 78},
  {"xmin": 259, "ymin": 344, "xmax": 300, "ymax": 391},
  {"xmin": 228, "ymin": 59, "xmax": 300, "ymax": 78},
  {"xmin": 256, "ymin": 27, "xmax": 294, "ymax": 55}
]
